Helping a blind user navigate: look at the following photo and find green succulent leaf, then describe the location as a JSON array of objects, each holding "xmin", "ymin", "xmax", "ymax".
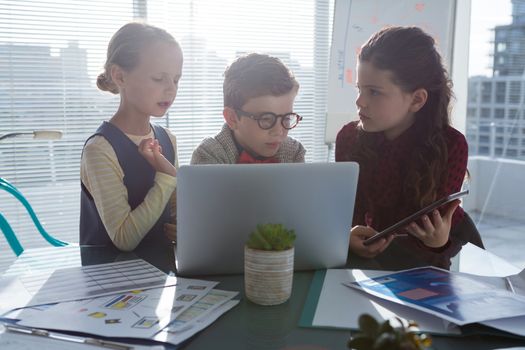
[
  {"xmin": 348, "ymin": 335, "xmax": 374, "ymax": 350},
  {"xmin": 246, "ymin": 223, "xmax": 296, "ymax": 251},
  {"xmin": 358, "ymin": 314, "xmax": 380, "ymax": 338},
  {"xmin": 348, "ymin": 314, "xmax": 433, "ymax": 350},
  {"xmin": 378, "ymin": 320, "xmax": 394, "ymax": 334},
  {"xmin": 374, "ymin": 332, "xmax": 398, "ymax": 350}
]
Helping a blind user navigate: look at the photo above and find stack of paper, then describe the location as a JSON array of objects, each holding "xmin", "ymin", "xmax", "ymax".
[
  {"xmin": 300, "ymin": 267, "xmax": 525, "ymax": 338},
  {"xmin": 346, "ymin": 267, "xmax": 525, "ymax": 336},
  {"xmin": 1, "ymin": 259, "xmax": 182, "ymax": 313},
  {"xmin": 0, "ymin": 259, "xmax": 239, "ymax": 346}
]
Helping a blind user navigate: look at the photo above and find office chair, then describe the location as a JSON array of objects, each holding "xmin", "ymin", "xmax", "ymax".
[
  {"xmin": 0, "ymin": 212, "xmax": 24, "ymax": 256},
  {"xmin": 451, "ymin": 211, "xmax": 485, "ymax": 249},
  {"xmin": 0, "ymin": 177, "xmax": 69, "ymax": 248}
]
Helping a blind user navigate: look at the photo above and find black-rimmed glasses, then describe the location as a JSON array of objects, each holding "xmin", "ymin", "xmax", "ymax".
[{"xmin": 235, "ymin": 109, "xmax": 302, "ymax": 130}]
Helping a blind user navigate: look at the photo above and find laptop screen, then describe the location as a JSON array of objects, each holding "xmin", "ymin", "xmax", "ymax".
[{"xmin": 176, "ymin": 162, "xmax": 359, "ymax": 276}]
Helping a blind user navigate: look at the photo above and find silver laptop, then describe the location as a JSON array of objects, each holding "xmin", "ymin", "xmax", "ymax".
[{"xmin": 175, "ymin": 162, "xmax": 359, "ymax": 276}]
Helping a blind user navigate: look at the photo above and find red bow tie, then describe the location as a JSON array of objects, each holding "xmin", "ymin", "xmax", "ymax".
[{"xmin": 237, "ymin": 151, "xmax": 279, "ymax": 164}]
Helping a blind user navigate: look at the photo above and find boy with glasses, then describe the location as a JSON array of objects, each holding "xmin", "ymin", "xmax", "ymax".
[{"xmin": 191, "ymin": 53, "xmax": 306, "ymax": 164}]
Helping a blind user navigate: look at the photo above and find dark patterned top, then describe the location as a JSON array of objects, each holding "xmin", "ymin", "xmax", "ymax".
[{"xmin": 336, "ymin": 121, "xmax": 469, "ymax": 269}]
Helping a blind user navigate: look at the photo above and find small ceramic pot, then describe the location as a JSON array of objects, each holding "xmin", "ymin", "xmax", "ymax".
[{"xmin": 244, "ymin": 246, "xmax": 294, "ymax": 306}]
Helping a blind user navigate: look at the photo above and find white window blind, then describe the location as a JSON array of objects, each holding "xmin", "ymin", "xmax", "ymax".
[{"xmin": 0, "ymin": 0, "xmax": 334, "ymax": 270}]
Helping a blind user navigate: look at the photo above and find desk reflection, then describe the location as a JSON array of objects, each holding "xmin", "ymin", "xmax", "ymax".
[{"xmin": 4, "ymin": 243, "xmax": 524, "ymax": 350}]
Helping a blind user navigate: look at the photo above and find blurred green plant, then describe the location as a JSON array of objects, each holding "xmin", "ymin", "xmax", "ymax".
[
  {"xmin": 348, "ymin": 314, "xmax": 433, "ymax": 350},
  {"xmin": 246, "ymin": 223, "xmax": 296, "ymax": 251}
]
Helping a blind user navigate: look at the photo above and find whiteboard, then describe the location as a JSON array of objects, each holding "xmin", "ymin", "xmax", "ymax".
[{"xmin": 325, "ymin": 0, "xmax": 456, "ymax": 143}]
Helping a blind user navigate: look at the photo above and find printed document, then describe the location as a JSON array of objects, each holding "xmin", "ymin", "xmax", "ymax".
[
  {"xmin": 6, "ymin": 278, "xmax": 217, "ymax": 338},
  {"xmin": 345, "ymin": 266, "xmax": 525, "ymax": 326}
]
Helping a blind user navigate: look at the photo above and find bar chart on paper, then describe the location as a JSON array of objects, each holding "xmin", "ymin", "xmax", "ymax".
[{"xmin": 6, "ymin": 259, "xmax": 178, "ymax": 307}]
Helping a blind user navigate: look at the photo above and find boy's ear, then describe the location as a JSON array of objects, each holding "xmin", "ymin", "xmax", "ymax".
[
  {"xmin": 223, "ymin": 107, "xmax": 239, "ymax": 130},
  {"xmin": 110, "ymin": 65, "xmax": 126, "ymax": 89},
  {"xmin": 410, "ymin": 88, "xmax": 428, "ymax": 113}
]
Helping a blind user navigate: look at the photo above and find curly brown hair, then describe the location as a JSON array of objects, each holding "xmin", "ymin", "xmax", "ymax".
[{"xmin": 355, "ymin": 26, "xmax": 453, "ymax": 211}]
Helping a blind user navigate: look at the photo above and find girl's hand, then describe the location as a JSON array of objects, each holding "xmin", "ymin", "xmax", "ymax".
[
  {"xmin": 405, "ymin": 200, "xmax": 460, "ymax": 248},
  {"xmin": 349, "ymin": 225, "xmax": 394, "ymax": 258},
  {"xmin": 138, "ymin": 138, "xmax": 177, "ymax": 177}
]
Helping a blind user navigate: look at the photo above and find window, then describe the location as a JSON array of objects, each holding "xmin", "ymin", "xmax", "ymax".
[
  {"xmin": 479, "ymin": 146, "xmax": 490, "ymax": 154},
  {"xmin": 467, "ymin": 0, "xmax": 525, "ymax": 268},
  {"xmin": 509, "ymin": 81, "xmax": 521, "ymax": 103},
  {"xmin": 495, "ymin": 81, "xmax": 506, "ymax": 103},
  {"xmin": 479, "ymin": 135, "xmax": 490, "ymax": 143},
  {"xmin": 506, "ymin": 149, "xmax": 517, "ymax": 157},
  {"xmin": 510, "ymin": 40, "xmax": 520, "ymax": 50},
  {"xmin": 480, "ymin": 125, "xmax": 491, "ymax": 132},
  {"xmin": 481, "ymin": 82, "xmax": 492, "ymax": 102},
  {"xmin": 468, "ymin": 81, "xmax": 479, "ymax": 102},
  {"xmin": 0, "ymin": 0, "xmax": 334, "ymax": 271}
]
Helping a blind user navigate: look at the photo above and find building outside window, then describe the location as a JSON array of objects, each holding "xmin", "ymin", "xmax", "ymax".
[{"xmin": 466, "ymin": 0, "xmax": 525, "ymax": 268}]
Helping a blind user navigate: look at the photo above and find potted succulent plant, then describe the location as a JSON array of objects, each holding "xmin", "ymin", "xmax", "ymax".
[
  {"xmin": 348, "ymin": 314, "xmax": 434, "ymax": 350},
  {"xmin": 244, "ymin": 223, "xmax": 296, "ymax": 306}
]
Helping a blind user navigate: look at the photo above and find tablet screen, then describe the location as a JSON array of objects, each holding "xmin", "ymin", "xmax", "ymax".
[{"xmin": 362, "ymin": 189, "xmax": 469, "ymax": 246}]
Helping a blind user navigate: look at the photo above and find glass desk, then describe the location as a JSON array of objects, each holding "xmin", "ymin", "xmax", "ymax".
[{"xmin": 2, "ymin": 245, "xmax": 524, "ymax": 349}]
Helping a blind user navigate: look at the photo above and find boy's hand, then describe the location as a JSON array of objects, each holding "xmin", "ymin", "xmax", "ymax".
[
  {"xmin": 405, "ymin": 200, "xmax": 460, "ymax": 248},
  {"xmin": 164, "ymin": 222, "xmax": 177, "ymax": 243},
  {"xmin": 138, "ymin": 138, "xmax": 177, "ymax": 177},
  {"xmin": 349, "ymin": 225, "xmax": 394, "ymax": 258}
]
